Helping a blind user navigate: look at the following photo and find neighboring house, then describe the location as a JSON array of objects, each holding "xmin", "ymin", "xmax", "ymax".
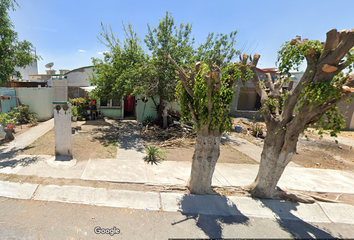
[
  {"xmin": 0, "ymin": 60, "xmax": 55, "ymax": 120},
  {"xmin": 97, "ymin": 94, "xmax": 180, "ymax": 122},
  {"xmin": 230, "ymin": 68, "xmax": 354, "ymax": 130},
  {"xmin": 12, "ymin": 59, "xmax": 39, "ymax": 81},
  {"xmin": 337, "ymin": 99, "xmax": 354, "ymax": 130},
  {"xmin": 44, "ymin": 66, "xmax": 93, "ymax": 101},
  {"xmin": 230, "ymin": 68, "xmax": 295, "ymax": 119}
]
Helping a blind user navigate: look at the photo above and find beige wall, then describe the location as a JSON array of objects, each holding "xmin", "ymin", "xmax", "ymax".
[
  {"xmin": 337, "ymin": 100, "xmax": 354, "ymax": 130},
  {"xmin": 237, "ymin": 87, "xmax": 258, "ymax": 110},
  {"xmin": 52, "ymin": 80, "xmax": 67, "ymax": 101},
  {"xmin": 16, "ymin": 88, "xmax": 55, "ymax": 121}
]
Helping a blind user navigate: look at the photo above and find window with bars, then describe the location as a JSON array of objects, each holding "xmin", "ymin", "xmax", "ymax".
[{"xmin": 100, "ymin": 98, "xmax": 122, "ymax": 108}]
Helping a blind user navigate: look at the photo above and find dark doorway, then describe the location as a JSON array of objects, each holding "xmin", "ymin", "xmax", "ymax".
[{"xmin": 124, "ymin": 95, "xmax": 136, "ymax": 119}]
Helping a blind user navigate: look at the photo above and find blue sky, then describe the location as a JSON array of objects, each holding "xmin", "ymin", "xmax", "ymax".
[{"xmin": 9, "ymin": 0, "xmax": 354, "ymax": 74}]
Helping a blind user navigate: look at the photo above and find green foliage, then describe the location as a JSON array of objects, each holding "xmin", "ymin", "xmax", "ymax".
[
  {"xmin": 144, "ymin": 146, "xmax": 165, "ymax": 162},
  {"xmin": 273, "ymin": 38, "xmax": 354, "ymax": 134},
  {"xmin": 277, "ymin": 40, "xmax": 323, "ymax": 76},
  {"xmin": 176, "ymin": 62, "xmax": 242, "ymax": 133},
  {"xmin": 69, "ymin": 97, "xmax": 86, "ymax": 105},
  {"xmin": 0, "ymin": 112, "xmax": 16, "ymax": 126},
  {"xmin": 194, "ymin": 31, "xmax": 239, "ymax": 66},
  {"xmin": 142, "ymin": 115, "xmax": 154, "ymax": 126},
  {"xmin": 0, "ymin": 104, "xmax": 37, "ymax": 126},
  {"xmin": 91, "ymin": 21, "xmax": 146, "ymax": 101},
  {"xmin": 250, "ymin": 123, "xmax": 264, "ymax": 138},
  {"xmin": 143, "ymin": 11, "xmax": 194, "ymax": 103},
  {"xmin": 93, "ymin": 12, "xmax": 240, "ymax": 124},
  {"xmin": 0, "ymin": 0, "xmax": 40, "ymax": 84},
  {"xmin": 16, "ymin": 104, "xmax": 37, "ymax": 124},
  {"xmin": 71, "ymin": 106, "xmax": 78, "ymax": 117}
]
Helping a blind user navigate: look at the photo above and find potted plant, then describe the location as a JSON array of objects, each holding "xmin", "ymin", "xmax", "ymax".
[{"xmin": 71, "ymin": 106, "xmax": 78, "ymax": 122}]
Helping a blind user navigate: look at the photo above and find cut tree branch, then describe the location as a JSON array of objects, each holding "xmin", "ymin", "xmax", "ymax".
[
  {"xmin": 319, "ymin": 29, "xmax": 339, "ymax": 61},
  {"xmin": 169, "ymin": 56, "xmax": 194, "ymax": 98},
  {"xmin": 323, "ymin": 29, "xmax": 354, "ymax": 65},
  {"xmin": 187, "ymin": 102, "xmax": 197, "ymax": 123}
]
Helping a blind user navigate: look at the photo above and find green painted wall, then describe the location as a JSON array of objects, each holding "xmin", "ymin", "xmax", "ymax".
[
  {"xmin": 0, "ymin": 88, "xmax": 17, "ymax": 113},
  {"xmin": 135, "ymin": 96, "xmax": 180, "ymax": 122},
  {"xmin": 136, "ymin": 97, "xmax": 157, "ymax": 122},
  {"xmin": 97, "ymin": 97, "xmax": 124, "ymax": 119},
  {"xmin": 99, "ymin": 108, "xmax": 124, "ymax": 119}
]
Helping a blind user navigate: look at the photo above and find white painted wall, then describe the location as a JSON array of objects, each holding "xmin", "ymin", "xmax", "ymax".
[
  {"xmin": 16, "ymin": 88, "xmax": 55, "ymax": 121},
  {"xmin": 66, "ymin": 67, "xmax": 93, "ymax": 87},
  {"xmin": 14, "ymin": 60, "xmax": 38, "ymax": 81}
]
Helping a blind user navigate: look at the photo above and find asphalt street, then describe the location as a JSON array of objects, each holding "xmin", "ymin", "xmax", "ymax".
[{"xmin": 1, "ymin": 197, "xmax": 354, "ymax": 239}]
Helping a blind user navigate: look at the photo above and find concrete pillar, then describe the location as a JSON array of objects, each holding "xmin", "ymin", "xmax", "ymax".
[{"xmin": 53, "ymin": 101, "xmax": 72, "ymax": 158}]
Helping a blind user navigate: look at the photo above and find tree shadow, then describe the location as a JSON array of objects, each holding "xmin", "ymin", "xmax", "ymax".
[
  {"xmin": 222, "ymin": 134, "xmax": 248, "ymax": 147},
  {"xmin": 117, "ymin": 120, "xmax": 145, "ymax": 152},
  {"xmin": 172, "ymin": 193, "xmax": 249, "ymax": 238},
  {"xmin": 0, "ymin": 148, "xmax": 40, "ymax": 169},
  {"xmin": 83, "ymin": 120, "xmax": 119, "ymax": 147},
  {"xmin": 260, "ymin": 199, "xmax": 338, "ymax": 239}
]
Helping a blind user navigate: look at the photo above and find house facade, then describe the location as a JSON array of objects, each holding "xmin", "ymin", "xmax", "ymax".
[{"xmin": 229, "ymin": 68, "xmax": 354, "ymax": 130}]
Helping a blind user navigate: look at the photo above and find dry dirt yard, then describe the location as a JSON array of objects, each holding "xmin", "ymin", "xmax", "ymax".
[
  {"xmin": 19, "ymin": 119, "xmax": 118, "ymax": 161},
  {"xmin": 232, "ymin": 117, "xmax": 354, "ymax": 171},
  {"xmin": 141, "ymin": 124, "xmax": 258, "ymax": 164}
]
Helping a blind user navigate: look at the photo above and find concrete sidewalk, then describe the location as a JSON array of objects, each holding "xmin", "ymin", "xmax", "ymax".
[
  {"xmin": 116, "ymin": 120, "xmax": 145, "ymax": 161},
  {"xmin": 6, "ymin": 155, "xmax": 353, "ymax": 194},
  {"xmin": 1, "ymin": 180, "xmax": 354, "ymax": 225},
  {"xmin": 323, "ymin": 134, "xmax": 354, "ymax": 147},
  {"xmin": 223, "ymin": 134, "xmax": 300, "ymax": 167},
  {"xmin": 0, "ymin": 118, "xmax": 54, "ymax": 154}
]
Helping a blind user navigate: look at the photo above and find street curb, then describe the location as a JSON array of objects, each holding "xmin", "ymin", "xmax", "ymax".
[{"xmin": 1, "ymin": 180, "xmax": 354, "ymax": 224}]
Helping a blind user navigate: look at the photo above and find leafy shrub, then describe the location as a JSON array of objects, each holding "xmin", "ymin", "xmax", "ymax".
[
  {"xmin": 0, "ymin": 112, "xmax": 16, "ymax": 126},
  {"xmin": 250, "ymin": 123, "xmax": 264, "ymax": 138},
  {"xmin": 144, "ymin": 146, "xmax": 165, "ymax": 162},
  {"xmin": 143, "ymin": 115, "xmax": 154, "ymax": 126},
  {"xmin": 71, "ymin": 106, "xmax": 78, "ymax": 117}
]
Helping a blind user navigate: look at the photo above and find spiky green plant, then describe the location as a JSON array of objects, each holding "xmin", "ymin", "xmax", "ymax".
[{"xmin": 144, "ymin": 146, "xmax": 165, "ymax": 162}]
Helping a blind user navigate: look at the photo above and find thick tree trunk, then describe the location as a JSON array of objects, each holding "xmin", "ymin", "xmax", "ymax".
[
  {"xmin": 156, "ymin": 95, "xmax": 164, "ymax": 123},
  {"xmin": 247, "ymin": 128, "xmax": 298, "ymax": 198},
  {"xmin": 187, "ymin": 129, "xmax": 221, "ymax": 194}
]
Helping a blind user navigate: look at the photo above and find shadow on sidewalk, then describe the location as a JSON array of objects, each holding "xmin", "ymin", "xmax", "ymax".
[
  {"xmin": 261, "ymin": 199, "xmax": 337, "ymax": 239},
  {"xmin": 118, "ymin": 120, "xmax": 144, "ymax": 152},
  {"xmin": 0, "ymin": 147, "xmax": 40, "ymax": 169},
  {"xmin": 172, "ymin": 194, "xmax": 249, "ymax": 238}
]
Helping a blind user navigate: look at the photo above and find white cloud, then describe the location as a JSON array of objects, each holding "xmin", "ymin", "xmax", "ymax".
[
  {"xmin": 97, "ymin": 51, "xmax": 108, "ymax": 55},
  {"xmin": 78, "ymin": 50, "xmax": 86, "ymax": 52}
]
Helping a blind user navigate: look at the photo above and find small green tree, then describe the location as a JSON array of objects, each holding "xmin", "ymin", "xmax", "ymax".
[
  {"xmin": 241, "ymin": 29, "xmax": 354, "ymax": 199},
  {"xmin": 0, "ymin": 0, "xmax": 40, "ymax": 84},
  {"xmin": 91, "ymin": 22, "xmax": 146, "ymax": 101},
  {"xmin": 170, "ymin": 56, "xmax": 244, "ymax": 194},
  {"xmin": 144, "ymin": 11, "xmax": 194, "ymax": 120},
  {"xmin": 194, "ymin": 31, "xmax": 239, "ymax": 66}
]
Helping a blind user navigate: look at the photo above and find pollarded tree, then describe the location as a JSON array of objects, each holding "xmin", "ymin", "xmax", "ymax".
[
  {"xmin": 0, "ymin": 0, "xmax": 39, "ymax": 84},
  {"xmin": 170, "ymin": 56, "xmax": 245, "ymax": 194},
  {"xmin": 241, "ymin": 29, "xmax": 354, "ymax": 199}
]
